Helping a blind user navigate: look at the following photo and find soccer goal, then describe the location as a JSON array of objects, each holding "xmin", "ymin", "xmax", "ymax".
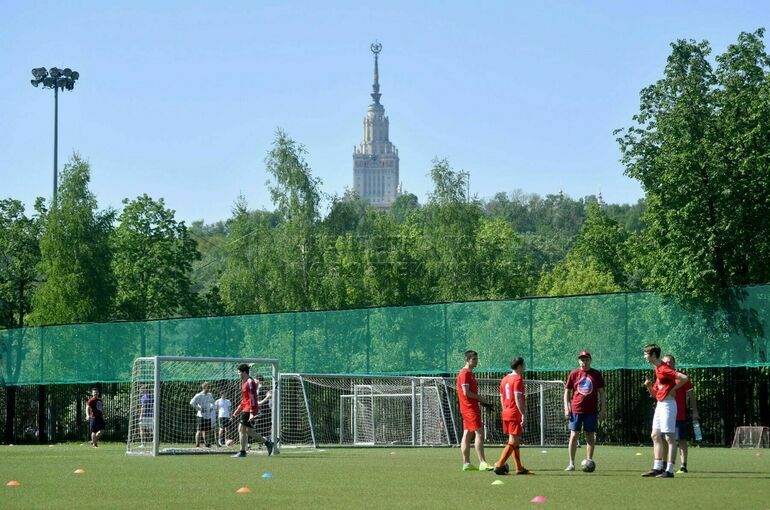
[
  {"xmin": 732, "ymin": 426, "xmax": 770, "ymax": 448},
  {"xmin": 277, "ymin": 374, "xmax": 566, "ymax": 448},
  {"xmin": 126, "ymin": 356, "xmax": 279, "ymax": 456},
  {"xmin": 278, "ymin": 374, "xmax": 454, "ymax": 447}
]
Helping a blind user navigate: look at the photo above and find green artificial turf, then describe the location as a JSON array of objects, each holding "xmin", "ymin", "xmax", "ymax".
[{"xmin": 1, "ymin": 443, "xmax": 768, "ymax": 509}]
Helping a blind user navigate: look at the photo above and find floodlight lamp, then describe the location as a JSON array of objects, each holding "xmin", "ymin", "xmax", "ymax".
[
  {"xmin": 63, "ymin": 68, "xmax": 72, "ymax": 77},
  {"xmin": 43, "ymin": 77, "xmax": 54, "ymax": 87},
  {"xmin": 71, "ymin": 71, "xmax": 79, "ymax": 81},
  {"xmin": 31, "ymin": 79, "xmax": 39, "ymax": 87},
  {"xmin": 49, "ymin": 67, "xmax": 61, "ymax": 79}
]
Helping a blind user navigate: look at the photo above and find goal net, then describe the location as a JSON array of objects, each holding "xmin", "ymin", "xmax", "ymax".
[
  {"xmin": 126, "ymin": 357, "xmax": 279, "ymax": 456},
  {"xmin": 278, "ymin": 374, "xmax": 566, "ymax": 448},
  {"xmin": 732, "ymin": 426, "xmax": 770, "ymax": 448}
]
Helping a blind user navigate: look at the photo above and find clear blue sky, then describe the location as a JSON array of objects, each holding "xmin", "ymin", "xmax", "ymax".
[{"xmin": 0, "ymin": 1, "xmax": 765, "ymax": 224}]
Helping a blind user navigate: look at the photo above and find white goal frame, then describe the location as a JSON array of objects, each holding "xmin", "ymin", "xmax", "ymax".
[
  {"xmin": 126, "ymin": 356, "xmax": 279, "ymax": 456},
  {"xmin": 732, "ymin": 426, "xmax": 770, "ymax": 448}
]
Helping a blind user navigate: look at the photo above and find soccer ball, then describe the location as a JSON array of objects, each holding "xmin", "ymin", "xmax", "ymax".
[
  {"xmin": 503, "ymin": 463, "xmax": 510, "ymax": 474},
  {"xmin": 581, "ymin": 459, "xmax": 596, "ymax": 473},
  {"xmin": 225, "ymin": 439, "xmax": 235, "ymax": 447}
]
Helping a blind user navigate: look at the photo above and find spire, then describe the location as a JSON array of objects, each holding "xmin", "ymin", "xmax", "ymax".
[{"xmin": 370, "ymin": 41, "xmax": 382, "ymax": 105}]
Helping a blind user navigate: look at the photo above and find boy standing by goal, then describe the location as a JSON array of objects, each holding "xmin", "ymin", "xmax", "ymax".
[
  {"xmin": 214, "ymin": 392, "xmax": 232, "ymax": 447},
  {"xmin": 457, "ymin": 350, "xmax": 494, "ymax": 471},
  {"xmin": 86, "ymin": 387, "xmax": 105, "ymax": 448},
  {"xmin": 232, "ymin": 363, "xmax": 273, "ymax": 458},
  {"xmin": 563, "ymin": 350, "xmax": 606, "ymax": 471},
  {"xmin": 642, "ymin": 344, "xmax": 689, "ymax": 478},
  {"xmin": 493, "ymin": 357, "xmax": 529, "ymax": 475},
  {"xmin": 190, "ymin": 382, "xmax": 214, "ymax": 448}
]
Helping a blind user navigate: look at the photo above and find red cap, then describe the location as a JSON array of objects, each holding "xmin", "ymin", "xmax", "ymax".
[{"xmin": 578, "ymin": 350, "xmax": 592, "ymax": 359}]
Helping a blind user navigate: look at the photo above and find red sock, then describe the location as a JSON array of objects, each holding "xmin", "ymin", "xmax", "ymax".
[{"xmin": 496, "ymin": 443, "xmax": 515, "ymax": 468}]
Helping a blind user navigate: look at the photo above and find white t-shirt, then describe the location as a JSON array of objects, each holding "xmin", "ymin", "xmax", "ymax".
[
  {"xmin": 190, "ymin": 391, "xmax": 214, "ymax": 418},
  {"xmin": 215, "ymin": 398, "xmax": 232, "ymax": 418}
]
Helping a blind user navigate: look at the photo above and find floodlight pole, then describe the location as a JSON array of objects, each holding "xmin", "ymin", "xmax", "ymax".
[
  {"xmin": 53, "ymin": 85, "xmax": 58, "ymax": 202},
  {"xmin": 30, "ymin": 66, "xmax": 79, "ymax": 205}
]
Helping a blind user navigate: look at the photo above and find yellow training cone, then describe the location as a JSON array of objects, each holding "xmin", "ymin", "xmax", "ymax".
[
  {"xmin": 74, "ymin": 469, "xmax": 85, "ymax": 474},
  {"xmin": 491, "ymin": 480, "xmax": 504, "ymax": 485}
]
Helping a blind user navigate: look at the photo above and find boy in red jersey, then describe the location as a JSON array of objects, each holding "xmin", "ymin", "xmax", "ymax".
[
  {"xmin": 642, "ymin": 344, "xmax": 689, "ymax": 478},
  {"xmin": 662, "ymin": 355, "xmax": 700, "ymax": 473},
  {"xmin": 86, "ymin": 387, "xmax": 105, "ymax": 448},
  {"xmin": 563, "ymin": 350, "xmax": 606, "ymax": 471},
  {"xmin": 231, "ymin": 364, "xmax": 273, "ymax": 458},
  {"xmin": 493, "ymin": 357, "xmax": 529, "ymax": 475},
  {"xmin": 457, "ymin": 350, "xmax": 494, "ymax": 471}
]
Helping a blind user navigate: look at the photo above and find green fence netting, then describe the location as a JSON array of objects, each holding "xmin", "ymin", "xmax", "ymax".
[{"xmin": 2, "ymin": 286, "xmax": 769, "ymax": 385}]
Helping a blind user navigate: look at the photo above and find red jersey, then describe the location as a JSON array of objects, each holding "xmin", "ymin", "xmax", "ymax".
[
  {"xmin": 87, "ymin": 397, "xmax": 103, "ymax": 419},
  {"xmin": 654, "ymin": 362, "xmax": 680, "ymax": 401},
  {"xmin": 566, "ymin": 368, "xmax": 605, "ymax": 414},
  {"xmin": 499, "ymin": 373, "xmax": 524, "ymax": 420},
  {"xmin": 675, "ymin": 376, "xmax": 693, "ymax": 420},
  {"xmin": 240, "ymin": 377, "xmax": 259, "ymax": 414},
  {"xmin": 457, "ymin": 368, "xmax": 480, "ymax": 415}
]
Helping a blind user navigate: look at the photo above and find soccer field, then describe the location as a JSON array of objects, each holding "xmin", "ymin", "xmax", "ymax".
[{"xmin": 1, "ymin": 444, "xmax": 768, "ymax": 509}]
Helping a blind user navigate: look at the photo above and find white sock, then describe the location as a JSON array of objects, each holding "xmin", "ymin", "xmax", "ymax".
[
  {"xmin": 666, "ymin": 462, "xmax": 675, "ymax": 473},
  {"xmin": 653, "ymin": 460, "xmax": 664, "ymax": 471}
]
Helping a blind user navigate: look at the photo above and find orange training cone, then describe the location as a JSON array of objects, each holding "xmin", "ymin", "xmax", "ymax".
[
  {"xmin": 236, "ymin": 487, "xmax": 251, "ymax": 493},
  {"xmin": 74, "ymin": 469, "xmax": 86, "ymax": 474},
  {"xmin": 6, "ymin": 481, "xmax": 20, "ymax": 487}
]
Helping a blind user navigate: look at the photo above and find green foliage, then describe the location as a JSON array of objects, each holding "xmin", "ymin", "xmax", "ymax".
[
  {"xmin": 111, "ymin": 194, "xmax": 201, "ymax": 320},
  {"xmin": 617, "ymin": 29, "xmax": 770, "ymax": 301},
  {"xmin": 0, "ymin": 199, "xmax": 41, "ymax": 328},
  {"xmin": 29, "ymin": 154, "xmax": 114, "ymax": 325}
]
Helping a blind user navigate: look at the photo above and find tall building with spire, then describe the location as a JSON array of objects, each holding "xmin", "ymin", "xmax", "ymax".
[{"xmin": 353, "ymin": 42, "xmax": 399, "ymax": 209}]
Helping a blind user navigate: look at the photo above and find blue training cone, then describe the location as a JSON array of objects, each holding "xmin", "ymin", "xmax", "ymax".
[{"xmin": 261, "ymin": 473, "xmax": 273, "ymax": 479}]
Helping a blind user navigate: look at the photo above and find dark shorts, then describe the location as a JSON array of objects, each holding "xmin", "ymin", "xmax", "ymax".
[
  {"xmin": 217, "ymin": 417, "xmax": 231, "ymax": 429},
  {"xmin": 196, "ymin": 416, "xmax": 212, "ymax": 432},
  {"xmin": 89, "ymin": 417, "xmax": 105, "ymax": 433},
  {"xmin": 239, "ymin": 413, "xmax": 254, "ymax": 428},
  {"xmin": 568, "ymin": 413, "xmax": 598, "ymax": 433},
  {"xmin": 675, "ymin": 420, "xmax": 687, "ymax": 441}
]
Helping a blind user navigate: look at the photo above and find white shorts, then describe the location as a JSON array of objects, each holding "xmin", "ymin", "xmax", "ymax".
[
  {"xmin": 140, "ymin": 417, "xmax": 153, "ymax": 428},
  {"xmin": 652, "ymin": 399, "xmax": 677, "ymax": 434}
]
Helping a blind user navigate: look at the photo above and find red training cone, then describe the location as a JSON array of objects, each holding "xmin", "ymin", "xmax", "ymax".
[{"xmin": 530, "ymin": 496, "xmax": 548, "ymax": 503}]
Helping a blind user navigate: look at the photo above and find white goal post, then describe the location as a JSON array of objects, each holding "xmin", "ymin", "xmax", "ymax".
[
  {"xmin": 126, "ymin": 357, "xmax": 279, "ymax": 456},
  {"xmin": 732, "ymin": 426, "xmax": 770, "ymax": 448},
  {"xmin": 277, "ymin": 374, "xmax": 566, "ymax": 448}
]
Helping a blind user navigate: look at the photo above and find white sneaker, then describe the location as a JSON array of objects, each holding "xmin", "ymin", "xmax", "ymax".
[{"xmin": 565, "ymin": 464, "xmax": 575, "ymax": 471}]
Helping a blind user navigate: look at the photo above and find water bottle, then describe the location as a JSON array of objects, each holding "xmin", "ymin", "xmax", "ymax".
[{"xmin": 693, "ymin": 420, "xmax": 703, "ymax": 442}]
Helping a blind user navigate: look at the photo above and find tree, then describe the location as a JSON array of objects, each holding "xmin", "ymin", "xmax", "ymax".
[
  {"xmin": 617, "ymin": 30, "xmax": 770, "ymax": 301},
  {"xmin": 537, "ymin": 204, "xmax": 630, "ymax": 296},
  {"xmin": 0, "ymin": 199, "xmax": 41, "ymax": 329},
  {"xmin": 423, "ymin": 158, "xmax": 483, "ymax": 301},
  {"xmin": 111, "ymin": 194, "xmax": 201, "ymax": 320},
  {"xmin": 29, "ymin": 154, "xmax": 114, "ymax": 325},
  {"xmin": 265, "ymin": 129, "xmax": 323, "ymax": 310}
]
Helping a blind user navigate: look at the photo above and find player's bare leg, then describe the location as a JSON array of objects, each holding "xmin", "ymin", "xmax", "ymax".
[
  {"xmin": 585, "ymin": 431, "xmax": 596, "ymax": 461},
  {"xmin": 474, "ymin": 430, "xmax": 488, "ymax": 465},
  {"xmin": 567, "ymin": 430, "xmax": 579, "ymax": 468},
  {"xmin": 643, "ymin": 429, "xmax": 664, "ymax": 476},
  {"xmin": 678, "ymin": 439, "xmax": 688, "ymax": 470},
  {"xmin": 460, "ymin": 430, "xmax": 475, "ymax": 469}
]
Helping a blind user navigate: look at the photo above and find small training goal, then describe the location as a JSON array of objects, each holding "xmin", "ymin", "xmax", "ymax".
[{"xmin": 126, "ymin": 356, "xmax": 279, "ymax": 456}]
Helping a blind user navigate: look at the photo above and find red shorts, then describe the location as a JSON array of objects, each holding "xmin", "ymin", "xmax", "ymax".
[
  {"xmin": 461, "ymin": 411, "xmax": 482, "ymax": 431},
  {"xmin": 502, "ymin": 416, "xmax": 523, "ymax": 437}
]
